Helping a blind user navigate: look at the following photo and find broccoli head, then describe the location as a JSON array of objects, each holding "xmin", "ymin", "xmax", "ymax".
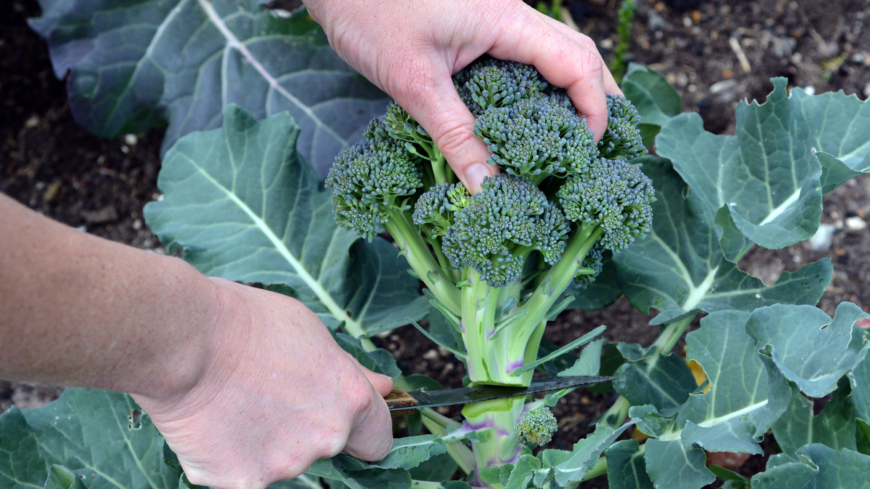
[
  {"xmin": 454, "ymin": 57, "xmax": 549, "ymax": 115},
  {"xmin": 442, "ymin": 174, "xmax": 568, "ymax": 287},
  {"xmin": 412, "ymin": 182, "xmax": 470, "ymax": 237},
  {"xmin": 515, "ymin": 407, "xmax": 558, "ymax": 446},
  {"xmin": 325, "ymin": 141, "xmax": 422, "ymax": 240},
  {"xmin": 557, "ymin": 158, "xmax": 655, "ymax": 251},
  {"xmin": 474, "ymin": 94, "xmax": 598, "ymax": 180},
  {"xmin": 573, "ymin": 245, "xmax": 605, "ymax": 290},
  {"xmin": 598, "ymin": 94, "xmax": 645, "ymax": 159}
]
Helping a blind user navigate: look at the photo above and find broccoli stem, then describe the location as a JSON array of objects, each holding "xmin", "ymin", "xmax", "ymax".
[
  {"xmin": 463, "ymin": 395, "xmax": 527, "ymax": 489},
  {"xmin": 385, "ymin": 209, "xmax": 461, "ymax": 315}
]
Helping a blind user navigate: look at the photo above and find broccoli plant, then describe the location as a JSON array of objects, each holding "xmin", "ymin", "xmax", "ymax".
[
  {"xmin": 323, "ymin": 57, "xmax": 654, "ymax": 482},
  {"xmin": 5, "ymin": 2, "xmax": 870, "ymax": 484}
]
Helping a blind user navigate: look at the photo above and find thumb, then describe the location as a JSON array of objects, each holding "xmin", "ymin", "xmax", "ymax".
[
  {"xmin": 394, "ymin": 74, "xmax": 498, "ymax": 193},
  {"xmin": 359, "ymin": 365, "xmax": 395, "ymax": 397}
]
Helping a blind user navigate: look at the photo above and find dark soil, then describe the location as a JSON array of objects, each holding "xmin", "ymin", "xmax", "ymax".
[{"xmin": 2, "ymin": 0, "xmax": 870, "ymax": 487}]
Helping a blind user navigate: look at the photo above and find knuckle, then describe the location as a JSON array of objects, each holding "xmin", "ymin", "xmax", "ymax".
[
  {"xmin": 434, "ymin": 121, "xmax": 477, "ymax": 159},
  {"xmin": 579, "ymin": 50, "xmax": 604, "ymax": 76},
  {"xmin": 313, "ymin": 424, "xmax": 350, "ymax": 459}
]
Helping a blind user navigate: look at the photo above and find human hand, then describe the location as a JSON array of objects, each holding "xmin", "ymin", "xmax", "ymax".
[
  {"xmin": 304, "ymin": 0, "xmax": 621, "ymax": 192},
  {"xmin": 131, "ymin": 278, "xmax": 394, "ymax": 489}
]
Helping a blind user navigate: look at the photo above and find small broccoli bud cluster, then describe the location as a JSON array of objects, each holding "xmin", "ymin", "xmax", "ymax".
[
  {"xmin": 413, "ymin": 183, "xmax": 470, "ymax": 237},
  {"xmin": 573, "ymin": 245, "xmax": 605, "ymax": 290},
  {"xmin": 558, "ymin": 158, "xmax": 655, "ymax": 251},
  {"xmin": 326, "ymin": 141, "xmax": 422, "ymax": 240},
  {"xmin": 474, "ymin": 95, "xmax": 598, "ymax": 179},
  {"xmin": 515, "ymin": 407, "xmax": 558, "ymax": 446},
  {"xmin": 454, "ymin": 57, "xmax": 549, "ymax": 115},
  {"xmin": 598, "ymin": 94, "xmax": 645, "ymax": 159},
  {"xmin": 442, "ymin": 174, "xmax": 569, "ymax": 287}
]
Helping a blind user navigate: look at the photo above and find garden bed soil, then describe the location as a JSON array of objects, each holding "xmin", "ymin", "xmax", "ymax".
[{"xmin": 3, "ymin": 0, "xmax": 870, "ymax": 486}]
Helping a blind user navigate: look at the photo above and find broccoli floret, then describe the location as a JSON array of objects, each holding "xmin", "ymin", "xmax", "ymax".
[
  {"xmin": 557, "ymin": 158, "xmax": 655, "ymax": 251},
  {"xmin": 598, "ymin": 94, "xmax": 645, "ymax": 160},
  {"xmin": 412, "ymin": 183, "xmax": 470, "ymax": 237},
  {"xmin": 573, "ymin": 245, "xmax": 605, "ymax": 290},
  {"xmin": 325, "ymin": 141, "xmax": 422, "ymax": 240},
  {"xmin": 474, "ymin": 94, "xmax": 598, "ymax": 180},
  {"xmin": 443, "ymin": 174, "xmax": 568, "ymax": 287},
  {"xmin": 454, "ymin": 57, "xmax": 549, "ymax": 115},
  {"xmin": 515, "ymin": 408, "xmax": 558, "ymax": 446}
]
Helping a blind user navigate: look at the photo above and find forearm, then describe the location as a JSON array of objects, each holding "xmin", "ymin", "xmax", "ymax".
[{"xmin": 0, "ymin": 193, "xmax": 220, "ymax": 401}]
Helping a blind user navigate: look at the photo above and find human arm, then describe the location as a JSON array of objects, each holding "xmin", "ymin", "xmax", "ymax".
[
  {"xmin": 302, "ymin": 0, "xmax": 621, "ymax": 192},
  {"xmin": 0, "ymin": 193, "xmax": 393, "ymax": 488}
]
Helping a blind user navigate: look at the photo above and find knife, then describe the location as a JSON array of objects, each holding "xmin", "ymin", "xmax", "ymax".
[{"xmin": 384, "ymin": 376, "xmax": 612, "ymax": 416}]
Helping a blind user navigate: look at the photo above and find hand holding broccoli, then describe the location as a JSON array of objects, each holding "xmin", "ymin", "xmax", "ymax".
[{"xmin": 304, "ymin": 0, "xmax": 621, "ymax": 192}]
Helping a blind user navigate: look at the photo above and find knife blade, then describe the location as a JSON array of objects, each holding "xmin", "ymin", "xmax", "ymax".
[{"xmin": 385, "ymin": 376, "xmax": 612, "ymax": 416}]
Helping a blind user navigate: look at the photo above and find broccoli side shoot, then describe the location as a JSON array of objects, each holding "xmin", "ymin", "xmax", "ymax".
[
  {"xmin": 598, "ymin": 94, "xmax": 645, "ymax": 159},
  {"xmin": 442, "ymin": 174, "xmax": 569, "ymax": 288},
  {"xmin": 515, "ymin": 407, "xmax": 558, "ymax": 446},
  {"xmin": 325, "ymin": 140, "xmax": 422, "ymax": 240},
  {"xmin": 474, "ymin": 94, "xmax": 598, "ymax": 181}
]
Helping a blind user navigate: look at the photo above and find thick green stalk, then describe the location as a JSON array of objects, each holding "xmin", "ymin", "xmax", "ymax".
[
  {"xmin": 385, "ymin": 209, "xmax": 461, "ymax": 315},
  {"xmin": 462, "ymin": 396, "xmax": 527, "ymax": 489},
  {"xmin": 421, "ymin": 409, "xmax": 475, "ymax": 475}
]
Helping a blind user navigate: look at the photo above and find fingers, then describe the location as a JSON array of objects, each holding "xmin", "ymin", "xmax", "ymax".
[
  {"xmin": 390, "ymin": 63, "xmax": 498, "ymax": 193},
  {"xmin": 342, "ymin": 376, "xmax": 393, "ymax": 461},
  {"xmin": 356, "ymin": 361, "xmax": 395, "ymax": 397},
  {"xmin": 488, "ymin": 9, "xmax": 610, "ymax": 142}
]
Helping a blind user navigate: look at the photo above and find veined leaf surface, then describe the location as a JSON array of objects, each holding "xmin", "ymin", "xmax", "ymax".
[
  {"xmin": 144, "ymin": 106, "xmax": 428, "ymax": 338},
  {"xmin": 30, "ymin": 0, "xmax": 389, "ymax": 175},
  {"xmin": 656, "ymin": 78, "xmax": 870, "ymax": 250},
  {"xmin": 614, "ymin": 157, "xmax": 832, "ymax": 325}
]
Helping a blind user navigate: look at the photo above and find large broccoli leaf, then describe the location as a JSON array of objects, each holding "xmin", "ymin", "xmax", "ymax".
[
  {"xmin": 614, "ymin": 157, "xmax": 832, "ymax": 325},
  {"xmin": 772, "ymin": 387, "xmax": 856, "ymax": 455},
  {"xmin": 750, "ymin": 445, "xmax": 870, "ymax": 489},
  {"xmin": 0, "ymin": 389, "xmax": 182, "ymax": 489},
  {"xmin": 621, "ymin": 63, "xmax": 682, "ymax": 147},
  {"xmin": 29, "ymin": 0, "xmax": 388, "ymax": 175},
  {"xmin": 144, "ymin": 105, "xmax": 428, "ymax": 338},
  {"xmin": 656, "ymin": 78, "xmax": 870, "ymax": 252}
]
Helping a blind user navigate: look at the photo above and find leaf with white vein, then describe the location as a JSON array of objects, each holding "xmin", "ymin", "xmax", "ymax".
[
  {"xmin": 772, "ymin": 385, "xmax": 856, "ymax": 455},
  {"xmin": 144, "ymin": 106, "xmax": 428, "ymax": 338},
  {"xmin": 30, "ymin": 0, "xmax": 388, "ymax": 175},
  {"xmin": 656, "ymin": 78, "xmax": 870, "ymax": 251},
  {"xmin": 750, "ymin": 444, "xmax": 870, "ymax": 489},
  {"xmin": 614, "ymin": 157, "xmax": 832, "ymax": 325}
]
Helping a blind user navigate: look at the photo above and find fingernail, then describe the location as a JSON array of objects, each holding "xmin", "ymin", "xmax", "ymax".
[
  {"xmin": 465, "ymin": 163, "xmax": 492, "ymax": 193},
  {"xmin": 377, "ymin": 373, "xmax": 393, "ymax": 382}
]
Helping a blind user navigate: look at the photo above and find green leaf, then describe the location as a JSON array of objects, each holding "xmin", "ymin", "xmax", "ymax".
[
  {"xmin": 407, "ymin": 453, "xmax": 457, "ymax": 482},
  {"xmin": 30, "ymin": 0, "xmax": 388, "ymax": 174},
  {"xmin": 545, "ymin": 338, "xmax": 605, "ymax": 407},
  {"xmin": 605, "ymin": 440, "xmax": 654, "ymax": 489},
  {"xmin": 269, "ymin": 476, "xmax": 324, "ymax": 489},
  {"xmin": 772, "ymin": 386, "xmax": 856, "ymax": 454},
  {"xmin": 643, "ymin": 439, "xmax": 715, "ymax": 489},
  {"xmin": 677, "ymin": 310, "xmax": 792, "ymax": 455},
  {"xmin": 613, "ymin": 344, "xmax": 697, "ymax": 413},
  {"xmin": 43, "ymin": 466, "xmax": 87, "ymax": 489},
  {"xmin": 614, "ymin": 157, "xmax": 832, "ymax": 325},
  {"xmin": 510, "ymin": 326, "xmax": 605, "ymax": 377},
  {"xmin": 751, "ymin": 444, "xmax": 870, "ymax": 489},
  {"xmin": 706, "ymin": 464, "xmax": 748, "ymax": 486},
  {"xmin": 504, "ymin": 454, "xmax": 541, "ymax": 489},
  {"xmin": 0, "ymin": 388, "xmax": 182, "ymax": 489},
  {"xmin": 657, "ymin": 79, "xmax": 870, "ymax": 251},
  {"xmin": 307, "ymin": 459, "xmax": 411, "ymax": 489},
  {"xmin": 333, "ymin": 333, "xmax": 402, "ymax": 378},
  {"xmin": 849, "ymin": 348, "xmax": 870, "ymax": 421},
  {"xmin": 622, "ymin": 63, "xmax": 682, "ymax": 147},
  {"xmin": 552, "ymin": 422, "xmax": 634, "ymax": 486},
  {"xmin": 746, "ymin": 303, "xmax": 870, "ymax": 397},
  {"xmin": 349, "ymin": 436, "xmax": 447, "ymax": 471},
  {"xmin": 144, "ymin": 106, "xmax": 428, "ymax": 338}
]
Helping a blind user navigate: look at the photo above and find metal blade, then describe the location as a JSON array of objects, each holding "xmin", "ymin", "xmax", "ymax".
[{"xmin": 389, "ymin": 376, "xmax": 612, "ymax": 412}]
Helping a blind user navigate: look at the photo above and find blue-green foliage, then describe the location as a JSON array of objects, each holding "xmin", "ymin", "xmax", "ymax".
[
  {"xmin": 516, "ymin": 407, "xmax": 559, "ymax": 446},
  {"xmin": 442, "ymin": 174, "xmax": 569, "ymax": 287}
]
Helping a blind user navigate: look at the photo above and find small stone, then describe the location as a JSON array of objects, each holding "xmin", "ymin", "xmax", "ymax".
[
  {"xmin": 647, "ymin": 11, "xmax": 666, "ymax": 31},
  {"xmin": 121, "ymin": 145, "xmax": 130, "ymax": 154},
  {"xmin": 682, "ymin": 16, "xmax": 692, "ymax": 27},
  {"xmin": 809, "ymin": 223, "xmax": 837, "ymax": 251},
  {"xmin": 423, "ymin": 349, "xmax": 438, "ymax": 360},
  {"xmin": 43, "ymin": 181, "xmax": 62, "ymax": 203},
  {"xmin": 599, "ymin": 38, "xmax": 614, "ymax": 50},
  {"xmin": 82, "ymin": 206, "xmax": 119, "ymax": 224},
  {"xmin": 124, "ymin": 134, "xmax": 138, "ymax": 146},
  {"xmin": 709, "ymin": 79, "xmax": 739, "ymax": 102},
  {"xmin": 132, "ymin": 219, "xmax": 143, "ymax": 230},
  {"xmin": 24, "ymin": 115, "xmax": 39, "ymax": 129},
  {"xmin": 438, "ymin": 347, "xmax": 449, "ymax": 357},
  {"xmin": 804, "ymin": 86, "xmax": 816, "ymax": 96},
  {"xmin": 845, "ymin": 216, "xmax": 867, "ymax": 230},
  {"xmin": 864, "ymin": 82, "xmax": 870, "ymax": 99}
]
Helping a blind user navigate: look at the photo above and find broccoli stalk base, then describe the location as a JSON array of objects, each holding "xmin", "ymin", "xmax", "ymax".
[
  {"xmin": 462, "ymin": 396, "xmax": 528, "ymax": 489},
  {"xmin": 462, "ymin": 223, "xmax": 604, "ymax": 387}
]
